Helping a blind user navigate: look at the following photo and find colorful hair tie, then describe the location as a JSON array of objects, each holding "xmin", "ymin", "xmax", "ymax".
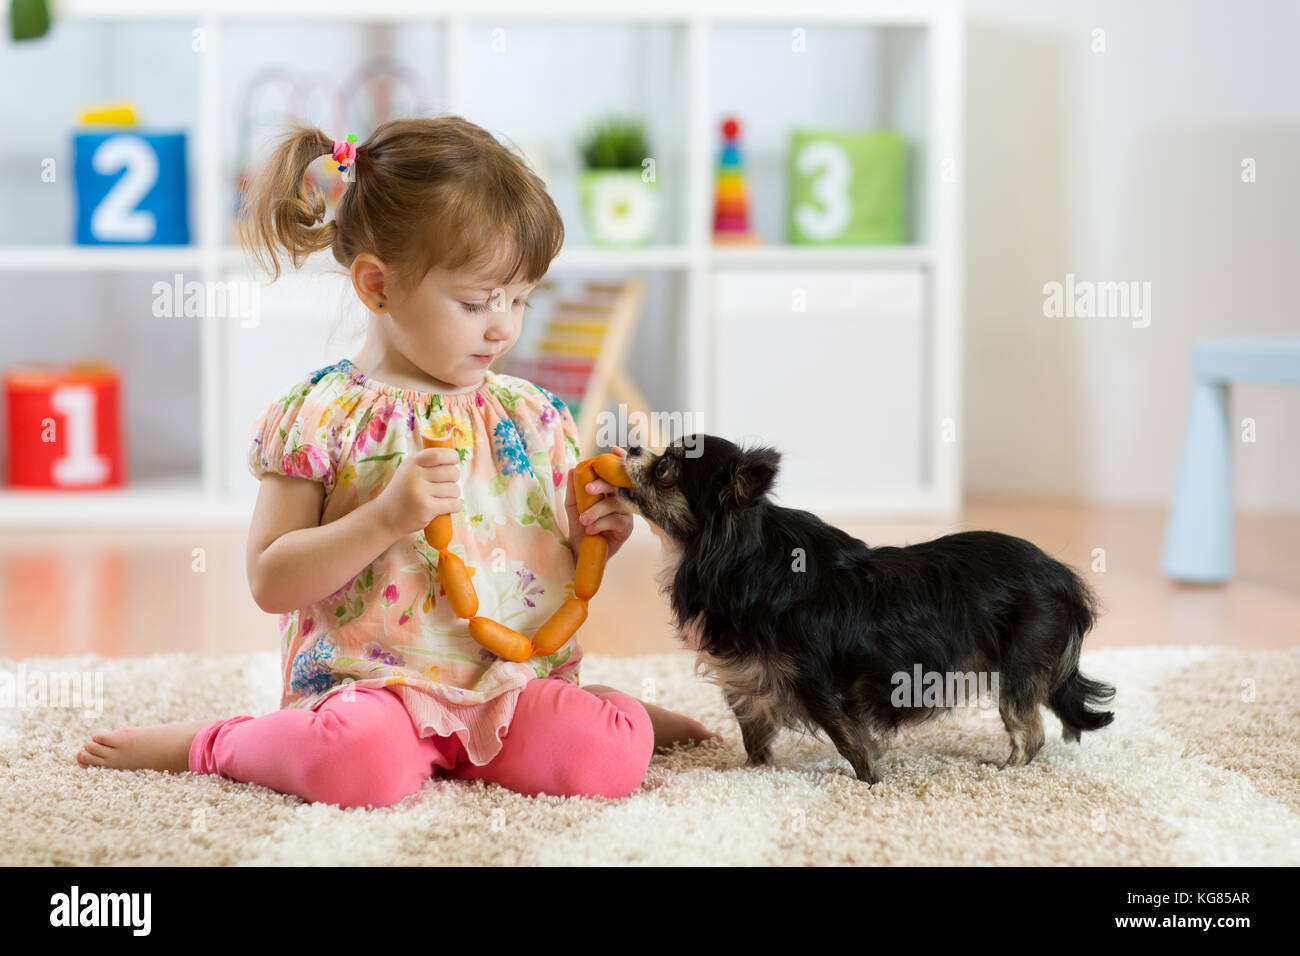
[{"xmin": 332, "ymin": 134, "xmax": 358, "ymax": 173}]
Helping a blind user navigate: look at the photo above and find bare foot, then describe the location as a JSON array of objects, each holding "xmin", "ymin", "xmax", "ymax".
[
  {"xmin": 74, "ymin": 720, "xmax": 213, "ymax": 774},
  {"xmin": 581, "ymin": 684, "xmax": 723, "ymax": 751},
  {"xmin": 641, "ymin": 701, "xmax": 724, "ymax": 751}
]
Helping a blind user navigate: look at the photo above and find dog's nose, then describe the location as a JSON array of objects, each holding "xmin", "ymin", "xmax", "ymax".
[{"xmin": 626, "ymin": 445, "xmax": 642, "ymax": 457}]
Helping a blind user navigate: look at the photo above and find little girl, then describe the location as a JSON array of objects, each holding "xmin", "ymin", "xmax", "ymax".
[{"xmin": 75, "ymin": 115, "xmax": 719, "ymax": 808}]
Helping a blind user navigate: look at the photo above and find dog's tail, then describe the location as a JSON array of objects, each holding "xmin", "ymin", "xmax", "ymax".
[
  {"xmin": 1048, "ymin": 567, "xmax": 1115, "ymax": 739},
  {"xmin": 1050, "ymin": 669, "xmax": 1116, "ymax": 736}
]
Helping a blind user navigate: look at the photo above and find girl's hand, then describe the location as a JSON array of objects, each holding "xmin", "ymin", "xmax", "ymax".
[
  {"xmin": 374, "ymin": 445, "xmax": 463, "ymax": 539},
  {"xmin": 565, "ymin": 445, "xmax": 635, "ymax": 561}
]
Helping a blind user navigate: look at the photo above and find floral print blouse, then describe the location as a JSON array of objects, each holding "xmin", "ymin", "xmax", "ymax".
[{"xmin": 247, "ymin": 358, "xmax": 585, "ymax": 767}]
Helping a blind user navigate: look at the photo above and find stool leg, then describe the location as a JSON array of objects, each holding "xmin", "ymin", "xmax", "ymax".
[{"xmin": 1161, "ymin": 379, "xmax": 1233, "ymax": 582}]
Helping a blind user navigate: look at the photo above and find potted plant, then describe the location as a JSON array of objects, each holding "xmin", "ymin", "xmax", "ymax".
[{"xmin": 577, "ymin": 116, "xmax": 658, "ymax": 247}]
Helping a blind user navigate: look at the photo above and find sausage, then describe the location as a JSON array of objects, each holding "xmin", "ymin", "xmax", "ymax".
[
  {"xmin": 427, "ymin": 514, "xmax": 453, "ymax": 551},
  {"xmin": 427, "ymin": 515, "xmax": 453, "ymax": 551},
  {"xmin": 531, "ymin": 597, "xmax": 589, "ymax": 656},
  {"xmin": 421, "ymin": 434, "xmax": 456, "ymax": 549},
  {"xmin": 574, "ymin": 460, "xmax": 601, "ymax": 515},
  {"xmin": 436, "ymin": 550, "xmax": 479, "ymax": 619},
  {"xmin": 468, "ymin": 617, "xmax": 535, "ymax": 662},
  {"xmin": 590, "ymin": 453, "xmax": 633, "ymax": 488},
  {"xmin": 412, "ymin": 441, "xmax": 608, "ymax": 658},
  {"xmin": 573, "ymin": 533, "xmax": 608, "ymax": 600}
]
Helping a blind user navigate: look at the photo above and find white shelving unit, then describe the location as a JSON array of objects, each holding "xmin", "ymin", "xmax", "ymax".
[{"xmin": 1, "ymin": 0, "xmax": 962, "ymax": 528}]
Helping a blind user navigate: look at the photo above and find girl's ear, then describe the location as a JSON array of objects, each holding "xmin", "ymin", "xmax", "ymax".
[{"xmin": 351, "ymin": 253, "xmax": 389, "ymax": 312}]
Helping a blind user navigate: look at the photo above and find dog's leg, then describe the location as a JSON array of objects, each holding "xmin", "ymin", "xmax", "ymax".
[
  {"xmin": 725, "ymin": 691, "xmax": 778, "ymax": 767},
  {"xmin": 865, "ymin": 730, "xmax": 887, "ymax": 766},
  {"xmin": 998, "ymin": 697, "xmax": 1046, "ymax": 768},
  {"xmin": 814, "ymin": 712, "xmax": 881, "ymax": 785}
]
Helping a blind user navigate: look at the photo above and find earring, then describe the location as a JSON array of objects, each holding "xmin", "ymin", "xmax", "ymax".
[{"xmin": 376, "ymin": 302, "xmax": 384, "ymax": 310}]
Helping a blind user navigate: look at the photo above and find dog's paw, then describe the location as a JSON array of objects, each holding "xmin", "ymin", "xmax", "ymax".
[
  {"xmin": 857, "ymin": 768, "xmax": 881, "ymax": 785},
  {"xmin": 831, "ymin": 764, "xmax": 880, "ymax": 785}
]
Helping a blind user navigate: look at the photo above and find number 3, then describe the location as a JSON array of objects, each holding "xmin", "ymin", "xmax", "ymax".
[{"xmin": 794, "ymin": 139, "xmax": 852, "ymax": 241}]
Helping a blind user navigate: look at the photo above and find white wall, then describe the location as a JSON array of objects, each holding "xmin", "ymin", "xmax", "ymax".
[{"xmin": 964, "ymin": 0, "xmax": 1300, "ymax": 511}]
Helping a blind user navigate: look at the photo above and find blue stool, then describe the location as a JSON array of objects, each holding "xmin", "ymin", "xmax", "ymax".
[{"xmin": 1161, "ymin": 338, "xmax": 1300, "ymax": 583}]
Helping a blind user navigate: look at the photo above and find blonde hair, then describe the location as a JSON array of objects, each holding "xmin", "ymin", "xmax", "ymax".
[{"xmin": 236, "ymin": 114, "xmax": 564, "ymax": 296}]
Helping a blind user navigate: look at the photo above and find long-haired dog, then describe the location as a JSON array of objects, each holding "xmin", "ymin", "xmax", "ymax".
[{"xmin": 614, "ymin": 434, "xmax": 1115, "ymax": 784}]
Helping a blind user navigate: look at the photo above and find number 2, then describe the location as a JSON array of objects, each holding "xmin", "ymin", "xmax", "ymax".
[{"xmin": 90, "ymin": 135, "xmax": 158, "ymax": 242}]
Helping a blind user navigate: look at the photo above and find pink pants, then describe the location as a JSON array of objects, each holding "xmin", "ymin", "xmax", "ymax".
[{"xmin": 188, "ymin": 678, "xmax": 654, "ymax": 809}]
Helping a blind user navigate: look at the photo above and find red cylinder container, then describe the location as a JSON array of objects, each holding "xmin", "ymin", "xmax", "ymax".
[{"xmin": 4, "ymin": 360, "xmax": 125, "ymax": 490}]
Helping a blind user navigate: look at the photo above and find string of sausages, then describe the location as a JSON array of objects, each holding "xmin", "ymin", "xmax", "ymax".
[{"xmin": 420, "ymin": 433, "xmax": 634, "ymax": 662}]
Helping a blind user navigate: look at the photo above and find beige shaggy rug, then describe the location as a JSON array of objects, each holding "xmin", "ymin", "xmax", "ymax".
[{"xmin": 2, "ymin": 646, "xmax": 1298, "ymax": 866}]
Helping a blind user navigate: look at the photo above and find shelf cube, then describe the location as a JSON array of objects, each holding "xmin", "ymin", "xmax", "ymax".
[
  {"xmin": 787, "ymin": 129, "xmax": 908, "ymax": 244},
  {"xmin": 4, "ymin": 362, "xmax": 125, "ymax": 489},
  {"xmin": 73, "ymin": 131, "xmax": 190, "ymax": 245}
]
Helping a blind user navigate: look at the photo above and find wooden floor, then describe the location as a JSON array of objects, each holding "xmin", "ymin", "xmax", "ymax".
[{"xmin": 1, "ymin": 496, "xmax": 1296, "ymax": 660}]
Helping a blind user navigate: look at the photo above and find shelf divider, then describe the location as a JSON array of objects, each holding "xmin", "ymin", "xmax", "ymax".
[{"xmin": 200, "ymin": 11, "xmax": 226, "ymax": 499}]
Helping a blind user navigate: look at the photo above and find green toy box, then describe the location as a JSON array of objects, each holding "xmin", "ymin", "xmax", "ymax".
[{"xmin": 786, "ymin": 129, "xmax": 909, "ymax": 244}]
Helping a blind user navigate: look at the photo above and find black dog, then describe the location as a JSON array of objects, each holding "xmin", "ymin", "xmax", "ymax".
[{"xmin": 614, "ymin": 434, "xmax": 1115, "ymax": 784}]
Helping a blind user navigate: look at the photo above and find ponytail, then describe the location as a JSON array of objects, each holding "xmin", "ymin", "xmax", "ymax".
[
  {"xmin": 236, "ymin": 124, "xmax": 339, "ymax": 281},
  {"xmin": 235, "ymin": 115, "xmax": 565, "ymax": 297}
]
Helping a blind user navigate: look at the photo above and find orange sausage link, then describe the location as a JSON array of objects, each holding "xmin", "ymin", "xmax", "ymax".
[
  {"xmin": 590, "ymin": 453, "xmax": 633, "ymax": 488},
  {"xmin": 426, "ymin": 515, "xmax": 453, "ymax": 551},
  {"xmin": 573, "ymin": 533, "xmax": 608, "ymax": 600},
  {"xmin": 437, "ymin": 550, "xmax": 479, "ymax": 619},
  {"xmin": 468, "ymin": 617, "xmax": 534, "ymax": 663},
  {"xmin": 574, "ymin": 460, "xmax": 600, "ymax": 515},
  {"xmin": 422, "ymin": 433, "xmax": 457, "ymax": 549},
  {"xmin": 532, "ymin": 597, "xmax": 589, "ymax": 656}
]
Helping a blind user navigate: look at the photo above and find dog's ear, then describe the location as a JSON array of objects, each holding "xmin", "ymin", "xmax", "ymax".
[{"xmin": 718, "ymin": 445, "xmax": 780, "ymax": 511}]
